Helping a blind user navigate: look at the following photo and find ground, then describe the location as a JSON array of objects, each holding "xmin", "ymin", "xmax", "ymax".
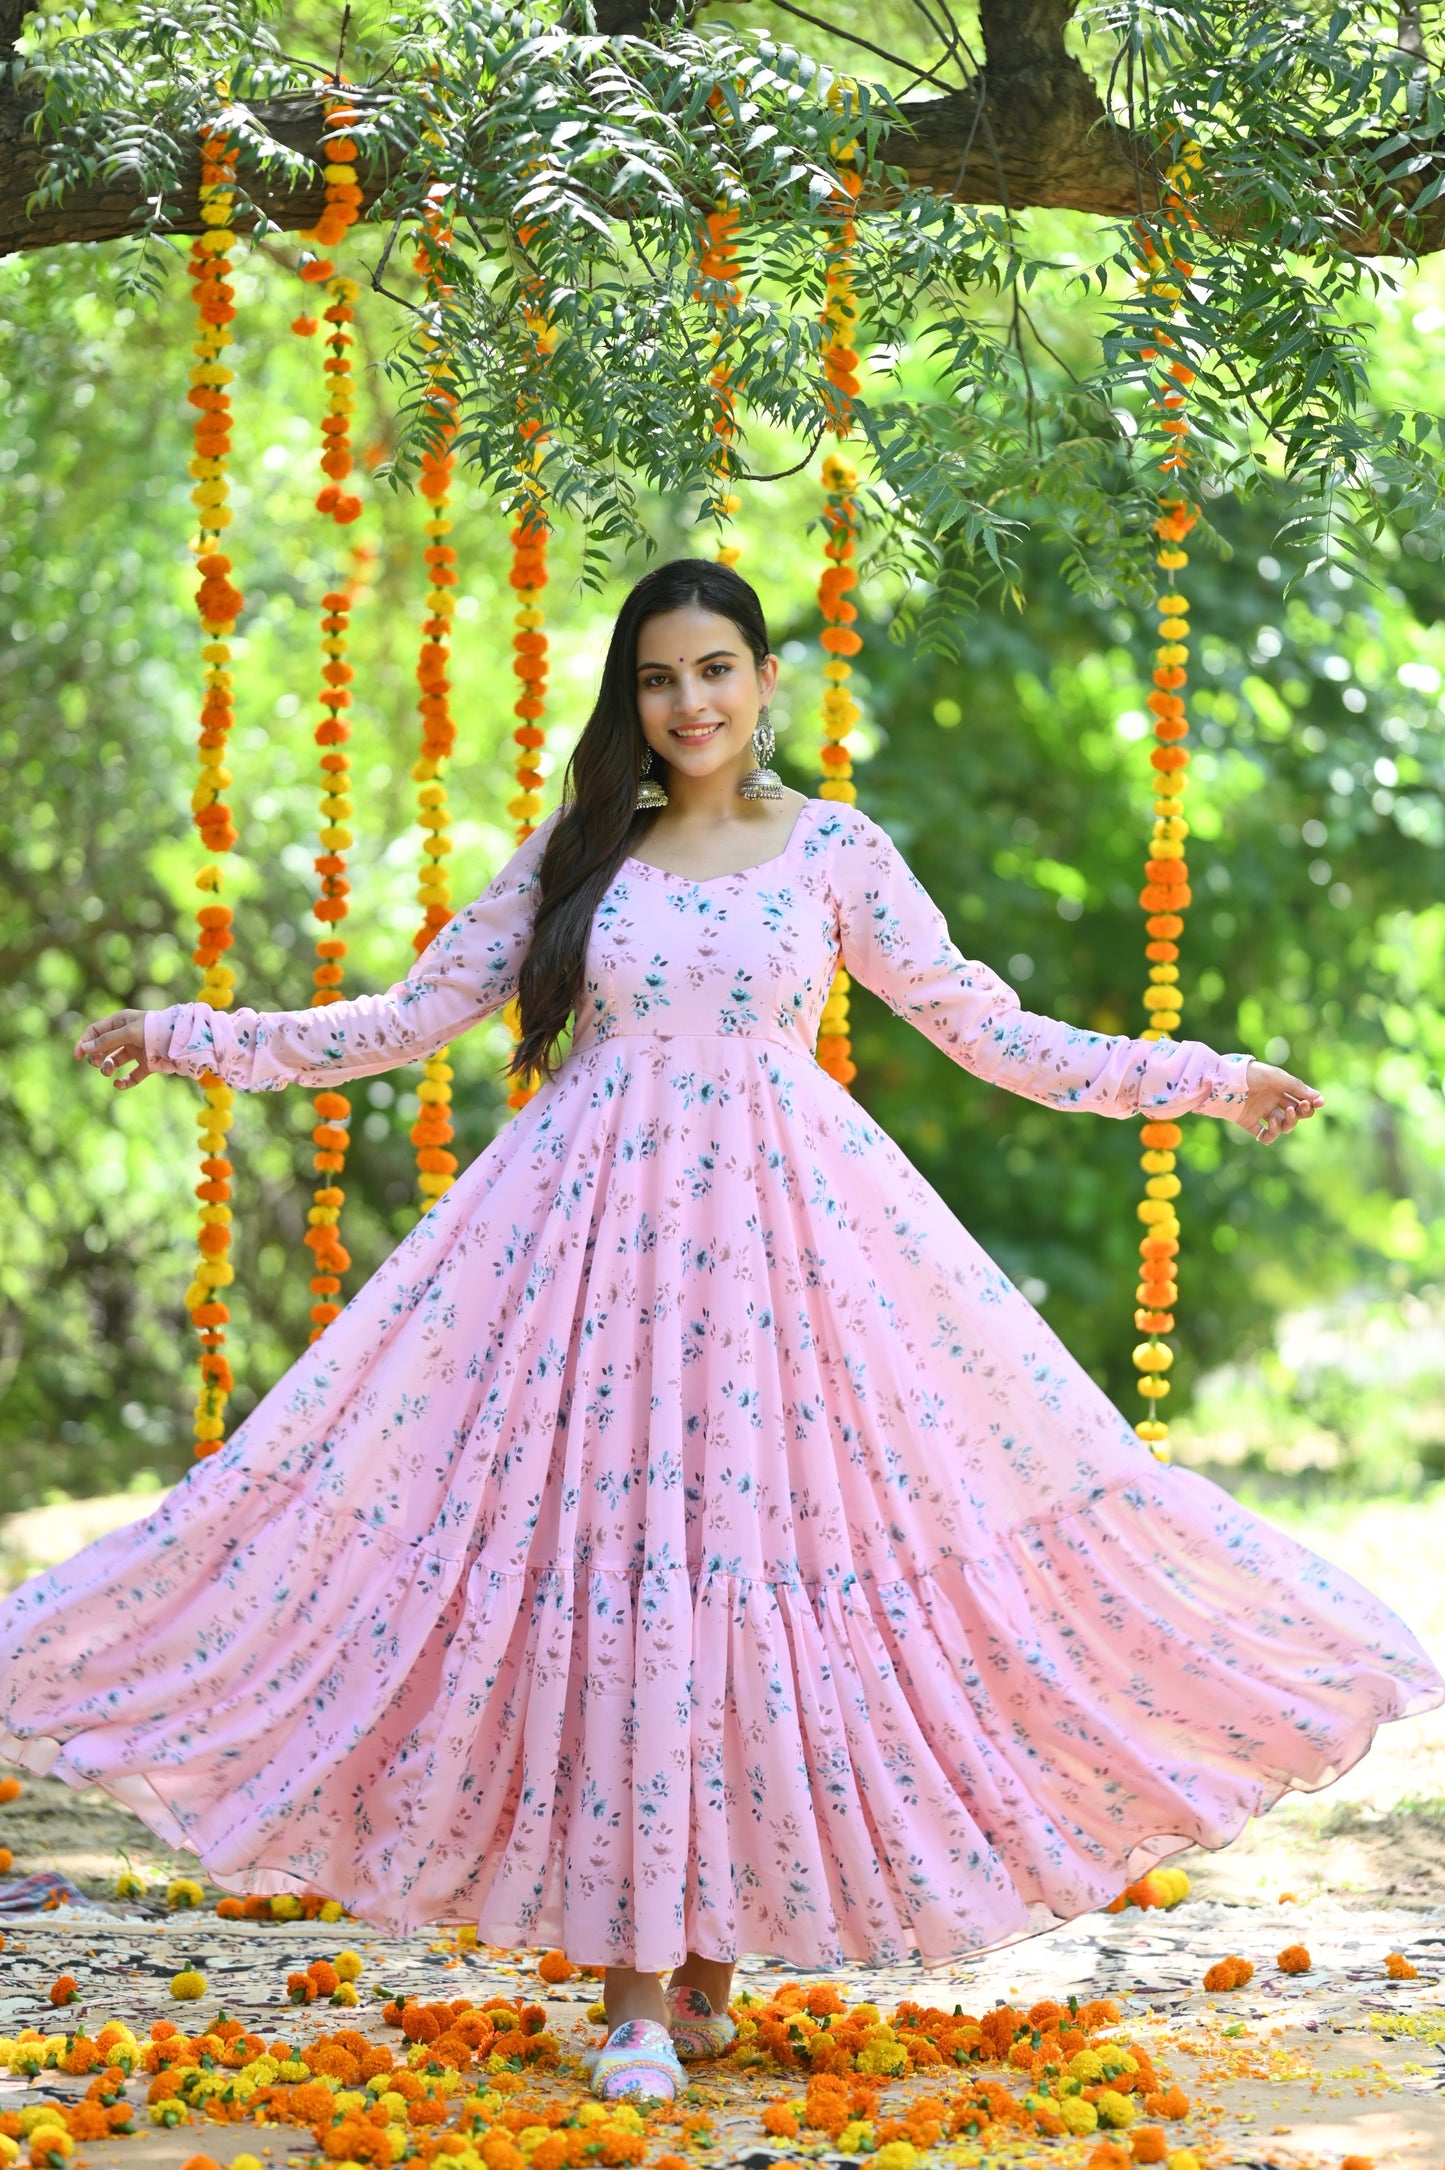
[{"xmin": 2, "ymin": 1488, "xmax": 1444, "ymax": 2170}]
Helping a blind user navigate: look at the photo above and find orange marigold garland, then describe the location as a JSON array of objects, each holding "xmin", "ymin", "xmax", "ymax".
[
  {"xmin": 410, "ymin": 180, "xmax": 462, "ymax": 1209},
  {"xmin": 502, "ymin": 501, "xmax": 549, "ymax": 1113},
  {"xmin": 184, "ymin": 118, "xmax": 244, "ymax": 1457},
  {"xmin": 815, "ymin": 83, "xmax": 864, "ymax": 1093},
  {"xmin": 293, "ymin": 90, "xmax": 365, "ymax": 1336},
  {"xmin": 1130, "ymin": 138, "xmax": 1203, "ymax": 1460},
  {"xmin": 501, "ymin": 241, "xmax": 556, "ymax": 1115}
]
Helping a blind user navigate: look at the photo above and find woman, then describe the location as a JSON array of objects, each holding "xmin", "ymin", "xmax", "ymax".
[{"xmin": 4, "ymin": 560, "xmax": 1440, "ymax": 2105}]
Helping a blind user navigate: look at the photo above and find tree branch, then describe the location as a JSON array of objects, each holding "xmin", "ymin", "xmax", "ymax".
[{"xmin": 2, "ymin": 0, "xmax": 1443, "ymax": 256}]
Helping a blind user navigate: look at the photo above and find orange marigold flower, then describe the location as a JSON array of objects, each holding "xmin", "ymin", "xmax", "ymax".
[
  {"xmin": 1277, "ymin": 1943, "xmax": 1311, "ymax": 1973},
  {"xmin": 48, "ymin": 1975, "xmax": 81, "ymax": 2006},
  {"xmin": 1202, "ymin": 1956, "xmax": 1253, "ymax": 1991},
  {"xmin": 1385, "ymin": 1952, "xmax": 1419, "ymax": 1979}
]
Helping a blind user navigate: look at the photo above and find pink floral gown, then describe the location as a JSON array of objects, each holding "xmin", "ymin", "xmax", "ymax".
[{"xmin": 1, "ymin": 797, "xmax": 1439, "ymax": 1968}]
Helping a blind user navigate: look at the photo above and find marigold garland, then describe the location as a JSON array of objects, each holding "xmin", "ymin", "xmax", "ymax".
[
  {"xmin": 292, "ymin": 91, "xmax": 365, "ymax": 1335},
  {"xmin": 698, "ymin": 196, "xmax": 743, "ymax": 563},
  {"xmin": 815, "ymin": 85, "xmax": 865, "ymax": 1093},
  {"xmin": 501, "ymin": 234, "xmax": 557, "ymax": 1115},
  {"xmin": 1130, "ymin": 138, "xmax": 1203, "ymax": 1461},
  {"xmin": 183, "ymin": 117, "xmax": 243, "ymax": 1457},
  {"xmin": 407, "ymin": 181, "xmax": 463, "ymax": 1208}
]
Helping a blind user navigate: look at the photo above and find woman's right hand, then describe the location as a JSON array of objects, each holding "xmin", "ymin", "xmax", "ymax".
[{"xmin": 75, "ymin": 1009, "xmax": 153, "ymax": 1091}]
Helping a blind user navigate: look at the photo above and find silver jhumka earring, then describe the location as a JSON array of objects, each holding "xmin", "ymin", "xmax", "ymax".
[
  {"xmin": 738, "ymin": 703, "xmax": 782, "ymax": 800},
  {"xmin": 635, "ymin": 743, "xmax": 668, "ymax": 811}
]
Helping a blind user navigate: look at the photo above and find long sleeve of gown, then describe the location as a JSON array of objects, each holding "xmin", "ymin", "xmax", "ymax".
[
  {"xmin": 144, "ymin": 811, "xmax": 559, "ymax": 1091},
  {"xmin": 829, "ymin": 805, "xmax": 1255, "ymax": 1125}
]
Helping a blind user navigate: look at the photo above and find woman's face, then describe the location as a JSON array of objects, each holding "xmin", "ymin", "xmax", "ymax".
[{"xmin": 634, "ymin": 604, "xmax": 779, "ymax": 781}]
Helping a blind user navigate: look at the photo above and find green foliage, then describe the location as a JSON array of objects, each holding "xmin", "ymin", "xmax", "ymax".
[
  {"xmin": 13, "ymin": 0, "xmax": 1445, "ymax": 632},
  {"xmin": 830, "ymin": 481, "xmax": 1445, "ymax": 1418}
]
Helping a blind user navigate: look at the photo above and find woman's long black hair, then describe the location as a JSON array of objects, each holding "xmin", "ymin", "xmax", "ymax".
[{"xmin": 508, "ymin": 558, "xmax": 773, "ymax": 1084}]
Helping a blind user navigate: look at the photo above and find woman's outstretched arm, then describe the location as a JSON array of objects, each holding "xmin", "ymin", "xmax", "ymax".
[
  {"xmin": 828, "ymin": 804, "xmax": 1322, "ymax": 1143},
  {"xmin": 76, "ymin": 812, "xmax": 559, "ymax": 1093}
]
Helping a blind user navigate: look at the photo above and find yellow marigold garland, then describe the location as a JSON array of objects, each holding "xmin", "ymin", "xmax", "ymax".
[
  {"xmin": 409, "ymin": 179, "xmax": 462, "ymax": 1209},
  {"xmin": 699, "ymin": 198, "xmax": 743, "ymax": 563},
  {"xmin": 183, "ymin": 117, "xmax": 243, "ymax": 1457},
  {"xmin": 293, "ymin": 91, "xmax": 365, "ymax": 1336},
  {"xmin": 1130, "ymin": 138, "xmax": 1203, "ymax": 1460},
  {"xmin": 815, "ymin": 85, "xmax": 864, "ymax": 1092}
]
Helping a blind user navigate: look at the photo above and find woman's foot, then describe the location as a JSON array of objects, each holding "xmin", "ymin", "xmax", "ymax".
[
  {"xmin": 583, "ymin": 2018, "xmax": 687, "ymax": 2101},
  {"xmin": 664, "ymin": 1982, "xmax": 737, "ymax": 2062}
]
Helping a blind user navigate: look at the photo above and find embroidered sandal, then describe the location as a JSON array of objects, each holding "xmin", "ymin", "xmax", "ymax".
[
  {"xmin": 664, "ymin": 1983, "xmax": 737, "ymax": 2062},
  {"xmin": 583, "ymin": 2018, "xmax": 687, "ymax": 2101}
]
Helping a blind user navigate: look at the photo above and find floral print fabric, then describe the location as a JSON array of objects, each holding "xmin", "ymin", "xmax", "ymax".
[{"xmin": 1, "ymin": 798, "xmax": 1439, "ymax": 1968}]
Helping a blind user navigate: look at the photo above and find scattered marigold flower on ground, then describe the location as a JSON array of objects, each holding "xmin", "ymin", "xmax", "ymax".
[
  {"xmin": 179, "ymin": 2156, "xmax": 223, "ymax": 2170},
  {"xmin": 48, "ymin": 1977, "xmax": 80, "ymax": 2007},
  {"xmin": 1277, "ymin": 1943, "xmax": 1311, "ymax": 1973},
  {"xmin": 1277, "ymin": 1889, "xmax": 1298, "ymax": 1902},
  {"xmin": 1130, "ymin": 2129, "xmax": 1168, "ymax": 2163},
  {"xmin": 0, "ymin": 1849, "xmax": 12, "ymax": 1874},
  {"xmin": 1202, "ymin": 1956, "xmax": 1254, "ymax": 1991},
  {"xmin": 334, "ymin": 1949, "xmax": 365, "ymax": 1981},
  {"xmin": 169, "ymin": 1969, "xmax": 207, "ymax": 2000},
  {"xmin": 214, "ymin": 1896, "xmax": 244, "ymax": 1918},
  {"xmin": 1339, "ymin": 2158, "xmax": 1374, "ymax": 2170},
  {"xmin": 1166, "ymin": 2153, "xmax": 1201, "ymax": 2170},
  {"xmin": 0, "ymin": 1777, "xmax": 23, "ymax": 1802},
  {"xmin": 536, "ymin": 1950, "xmax": 577, "ymax": 1983},
  {"xmin": 166, "ymin": 1877, "xmax": 205, "ymax": 1908},
  {"xmin": 1143, "ymin": 2085, "xmax": 1189, "ymax": 2120},
  {"xmin": 1384, "ymin": 1951, "xmax": 1418, "ymax": 1979}
]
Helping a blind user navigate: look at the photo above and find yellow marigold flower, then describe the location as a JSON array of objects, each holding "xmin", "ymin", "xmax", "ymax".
[
  {"xmin": 319, "ymin": 1900, "xmax": 344, "ymax": 1922},
  {"xmin": 270, "ymin": 1893, "xmax": 303, "ymax": 1920},
  {"xmin": 115, "ymin": 1871, "xmax": 147, "ymax": 1898},
  {"xmin": 166, "ymin": 1877, "xmax": 205, "ymax": 1909},
  {"xmin": 1058, "ymin": 2098, "xmax": 1099, "ymax": 2136},
  {"xmin": 1095, "ymin": 2089, "xmax": 1137, "ymax": 2128},
  {"xmin": 169, "ymin": 1969, "xmax": 207, "ymax": 2000},
  {"xmin": 1068, "ymin": 2049, "xmax": 1105, "ymax": 2082},
  {"xmin": 836, "ymin": 2123, "xmax": 874, "ymax": 2153},
  {"xmin": 873, "ymin": 2145, "xmax": 917, "ymax": 2170},
  {"xmin": 231, "ymin": 2155, "xmax": 263, "ymax": 2170},
  {"xmin": 1167, "ymin": 2154, "xmax": 1201, "ymax": 2170},
  {"xmin": 0, "ymin": 2134, "xmax": 19, "ymax": 2169},
  {"xmin": 332, "ymin": 1983, "xmax": 359, "ymax": 2007},
  {"xmin": 334, "ymin": 1949, "xmax": 364, "ymax": 1982}
]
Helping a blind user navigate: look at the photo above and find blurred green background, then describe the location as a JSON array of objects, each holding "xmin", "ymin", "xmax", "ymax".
[{"xmin": 2, "ymin": 226, "xmax": 1444, "ymax": 1519}]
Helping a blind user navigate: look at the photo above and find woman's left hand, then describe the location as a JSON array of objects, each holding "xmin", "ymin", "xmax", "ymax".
[{"xmin": 1240, "ymin": 1059, "xmax": 1323, "ymax": 1145}]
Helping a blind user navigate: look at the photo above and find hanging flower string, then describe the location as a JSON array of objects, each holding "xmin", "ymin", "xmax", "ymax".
[
  {"xmin": 1130, "ymin": 138, "xmax": 1203, "ymax": 1460},
  {"xmin": 501, "ymin": 235, "xmax": 556, "ymax": 1114},
  {"xmin": 292, "ymin": 90, "xmax": 365, "ymax": 1337},
  {"xmin": 184, "ymin": 116, "xmax": 243, "ymax": 1458},
  {"xmin": 699, "ymin": 196, "xmax": 743, "ymax": 564},
  {"xmin": 815, "ymin": 85, "xmax": 864, "ymax": 1093},
  {"xmin": 409, "ymin": 178, "xmax": 462, "ymax": 1210}
]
